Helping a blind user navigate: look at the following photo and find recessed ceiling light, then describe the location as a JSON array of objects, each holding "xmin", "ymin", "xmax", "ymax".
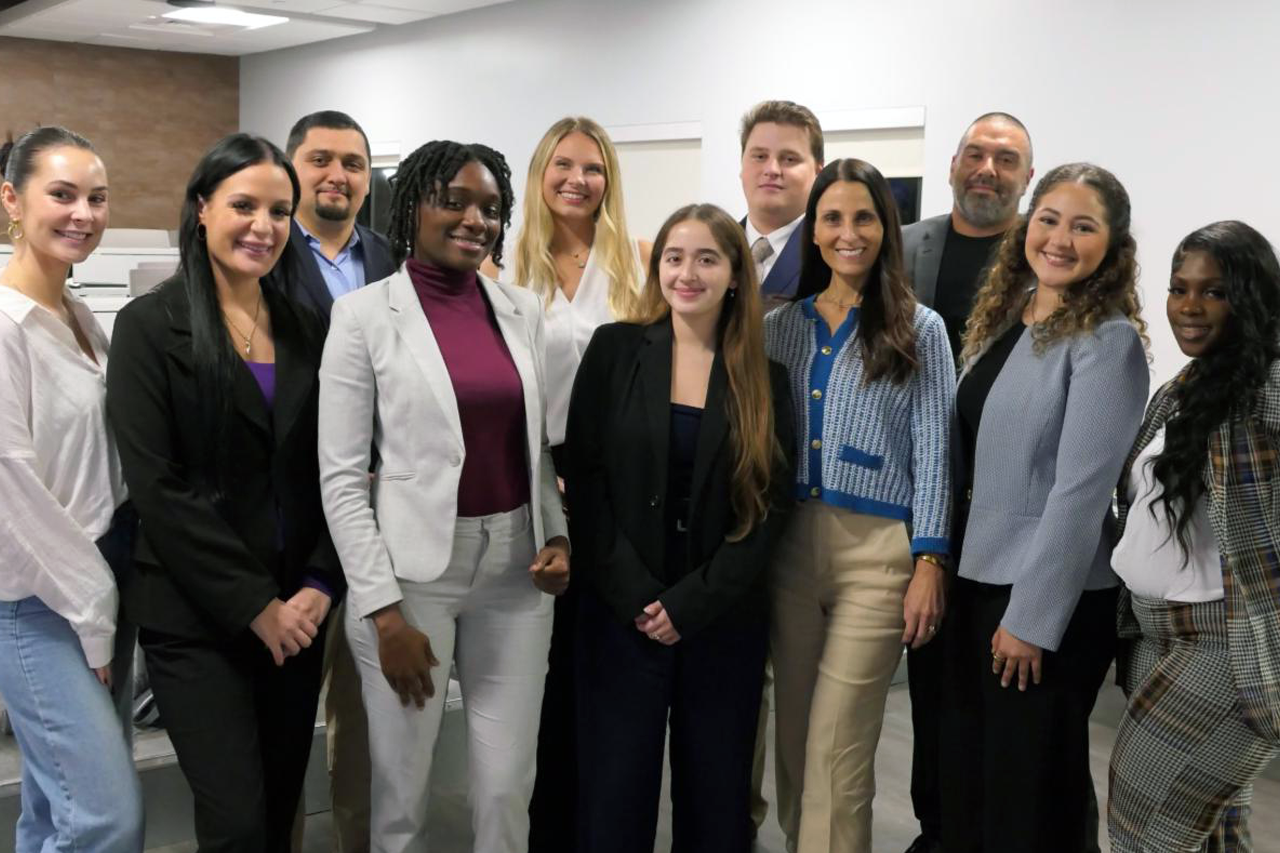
[{"xmin": 163, "ymin": 5, "xmax": 288, "ymax": 30}]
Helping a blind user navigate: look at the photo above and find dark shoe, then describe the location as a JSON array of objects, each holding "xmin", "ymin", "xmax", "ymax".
[{"xmin": 904, "ymin": 834, "xmax": 943, "ymax": 853}]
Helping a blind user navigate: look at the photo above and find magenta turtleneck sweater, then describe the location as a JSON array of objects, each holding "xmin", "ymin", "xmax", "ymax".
[{"xmin": 407, "ymin": 258, "xmax": 530, "ymax": 517}]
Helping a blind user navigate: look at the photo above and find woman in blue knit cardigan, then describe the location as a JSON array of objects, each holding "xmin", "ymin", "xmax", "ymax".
[{"xmin": 763, "ymin": 158, "xmax": 955, "ymax": 853}]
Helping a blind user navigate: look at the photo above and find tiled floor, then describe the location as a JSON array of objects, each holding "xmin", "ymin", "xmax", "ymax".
[{"xmin": 124, "ymin": 681, "xmax": 1280, "ymax": 853}]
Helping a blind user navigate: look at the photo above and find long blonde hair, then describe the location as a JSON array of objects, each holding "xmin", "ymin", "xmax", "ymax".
[
  {"xmin": 512, "ymin": 117, "xmax": 640, "ymax": 317},
  {"xmin": 960, "ymin": 162, "xmax": 1148, "ymax": 367},
  {"xmin": 632, "ymin": 204, "xmax": 782, "ymax": 542}
]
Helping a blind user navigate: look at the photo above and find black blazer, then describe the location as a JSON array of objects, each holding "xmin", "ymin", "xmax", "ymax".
[
  {"xmin": 564, "ymin": 320, "xmax": 796, "ymax": 639},
  {"xmin": 282, "ymin": 220, "xmax": 397, "ymax": 320},
  {"xmin": 106, "ymin": 277, "xmax": 341, "ymax": 640}
]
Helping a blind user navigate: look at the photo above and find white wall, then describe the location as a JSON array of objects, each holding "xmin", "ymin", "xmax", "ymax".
[{"xmin": 240, "ymin": 0, "xmax": 1280, "ymax": 383}]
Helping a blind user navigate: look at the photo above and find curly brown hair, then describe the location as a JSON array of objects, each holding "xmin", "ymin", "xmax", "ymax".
[{"xmin": 959, "ymin": 162, "xmax": 1148, "ymax": 366}]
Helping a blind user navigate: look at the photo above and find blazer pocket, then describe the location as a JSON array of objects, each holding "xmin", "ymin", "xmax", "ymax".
[
  {"xmin": 839, "ymin": 444, "xmax": 884, "ymax": 470},
  {"xmin": 377, "ymin": 471, "xmax": 417, "ymax": 481}
]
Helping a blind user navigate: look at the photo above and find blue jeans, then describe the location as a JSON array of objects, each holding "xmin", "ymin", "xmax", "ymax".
[{"xmin": 0, "ymin": 506, "xmax": 144, "ymax": 852}]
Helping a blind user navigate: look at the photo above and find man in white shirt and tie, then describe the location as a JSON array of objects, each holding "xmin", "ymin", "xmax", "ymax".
[
  {"xmin": 739, "ymin": 100, "xmax": 823, "ymax": 314},
  {"xmin": 738, "ymin": 99, "xmax": 823, "ymax": 841}
]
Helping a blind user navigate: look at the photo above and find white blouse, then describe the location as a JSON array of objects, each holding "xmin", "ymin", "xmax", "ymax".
[
  {"xmin": 1111, "ymin": 425, "xmax": 1224, "ymax": 603},
  {"xmin": 541, "ymin": 240, "xmax": 644, "ymax": 446},
  {"xmin": 0, "ymin": 284, "xmax": 126, "ymax": 668}
]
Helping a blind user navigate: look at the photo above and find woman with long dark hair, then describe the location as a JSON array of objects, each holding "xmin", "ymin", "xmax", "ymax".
[
  {"xmin": 107, "ymin": 133, "xmax": 340, "ymax": 852},
  {"xmin": 318, "ymin": 139, "xmax": 569, "ymax": 853},
  {"xmin": 566, "ymin": 203, "xmax": 793, "ymax": 853},
  {"xmin": 1109, "ymin": 221, "xmax": 1280, "ymax": 851},
  {"xmin": 0, "ymin": 126, "xmax": 143, "ymax": 852},
  {"xmin": 764, "ymin": 158, "xmax": 955, "ymax": 853},
  {"xmin": 939, "ymin": 163, "xmax": 1148, "ymax": 852}
]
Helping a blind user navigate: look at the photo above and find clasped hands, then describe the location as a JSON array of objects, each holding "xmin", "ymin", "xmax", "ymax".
[
  {"xmin": 635, "ymin": 601, "xmax": 680, "ymax": 645},
  {"xmin": 249, "ymin": 587, "xmax": 332, "ymax": 666}
]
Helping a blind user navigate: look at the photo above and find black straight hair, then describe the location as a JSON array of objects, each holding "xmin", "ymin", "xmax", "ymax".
[
  {"xmin": 386, "ymin": 140, "xmax": 514, "ymax": 269},
  {"xmin": 177, "ymin": 132, "xmax": 300, "ymax": 500},
  {"xmin": 285, "ymin": 110, "xmax": 371, "ymax": 161}
]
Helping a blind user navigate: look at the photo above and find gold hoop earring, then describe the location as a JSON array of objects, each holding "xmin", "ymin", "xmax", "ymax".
[{"xmin": 5, "ymin": 218, "xmax": 21, "ymax": 241}]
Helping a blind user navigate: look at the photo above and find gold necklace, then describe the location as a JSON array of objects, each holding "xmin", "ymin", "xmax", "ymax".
[
  {"xmin": 222, "ymin": 288, "xmax": 263, "ymax": 358},
  {"xmin": 817, "ymin": 294, "xmax": 861, "ymax": 310},
  {"xmin": 568, "ymin": 248, "xmax": 588, "ymax": 269}
]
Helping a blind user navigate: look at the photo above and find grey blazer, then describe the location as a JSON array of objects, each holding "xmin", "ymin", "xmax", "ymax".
[
  {"xmin": 957, "ymin": 312, "xmax": 1149, "ymax": 651},
  {"xmin": 902, "ymin": 213, "xmax": 951, "ymax": 309}
]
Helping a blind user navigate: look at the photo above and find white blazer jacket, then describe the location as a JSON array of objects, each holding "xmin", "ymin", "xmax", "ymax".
[{"xmin": 318, "ymin": 268, "xmax": 567, "ymax": 618}]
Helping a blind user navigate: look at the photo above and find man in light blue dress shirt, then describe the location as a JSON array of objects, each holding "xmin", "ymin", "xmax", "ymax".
[{"xmin": 283, "ymin": 110, "xmax": 395, "ymax": 853}]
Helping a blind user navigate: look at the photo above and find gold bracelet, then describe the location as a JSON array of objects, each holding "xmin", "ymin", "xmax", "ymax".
[{"xmin": 917, "ymin": 553, "xmax": 947, "ymax": 569}]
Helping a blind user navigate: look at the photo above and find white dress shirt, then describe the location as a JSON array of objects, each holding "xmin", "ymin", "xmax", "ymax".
[
  {"xmin": 1112, "ymin": 426, "xmax": 1224, "ymax": 602},
  {"xmin": 0, "ymin": 284, "xmax": 125, "ymax": 667},
  {"xmin": 744, "ymin": 213, "xmax": 804, "ymax": 284},
  {"xmin": 542, "ymin": 240, "xmax": 644, "ymax": 446}
]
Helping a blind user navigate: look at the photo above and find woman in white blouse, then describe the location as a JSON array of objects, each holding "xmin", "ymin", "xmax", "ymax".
[
  {"xmin": 497, "ymin": 116, "xmax": 649, "ymax": 852},
  {"xmin": 0, "ymin": 127, "xmax": 143, "ymax": 850}
]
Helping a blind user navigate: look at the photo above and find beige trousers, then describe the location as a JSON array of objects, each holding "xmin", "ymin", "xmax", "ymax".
[{"xmin": 771, "ymin": 501, "xmax": 913, "ymax": 853}]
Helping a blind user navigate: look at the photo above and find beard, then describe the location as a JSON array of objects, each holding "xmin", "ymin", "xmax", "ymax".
[
  {"xmin": 954, "ymin": 181, "xmax": 1017, "ymax": 230},
  {"xmin": 315, "ymin": 194, "xmax": 350, "ymax": 222}
]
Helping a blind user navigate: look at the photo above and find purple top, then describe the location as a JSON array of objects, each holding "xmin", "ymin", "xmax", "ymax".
[
  {"xmin": 246, "ymin": 361, "xmax": 276, "ymax": 409},
  {"xmin": 407, "ymin": 258, "xmax": 530, "ymax": 517}
]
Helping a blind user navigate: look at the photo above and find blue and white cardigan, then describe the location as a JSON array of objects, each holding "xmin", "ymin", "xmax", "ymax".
[{"xmin": 764, "ymin": 297, "xmax": 956, "ymax": 555}]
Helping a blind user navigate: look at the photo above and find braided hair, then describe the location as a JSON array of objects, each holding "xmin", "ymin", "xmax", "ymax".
[{"xmin": 387, "ymin": 140, "xmax": 514, "ymax": 268}]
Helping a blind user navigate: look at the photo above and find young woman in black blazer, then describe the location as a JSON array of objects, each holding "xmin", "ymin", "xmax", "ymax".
[
  {"xmin": 566, "ymin": 203, "xmax": 795, "ymax": 853},
  {"xmin": 106, "ymin": 134, "xmax": 342, "ymax": 853}
]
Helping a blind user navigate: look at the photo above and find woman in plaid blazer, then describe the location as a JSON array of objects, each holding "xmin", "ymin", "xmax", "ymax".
[{"xmin": 1109, "ymin": 220, "xmax": 1280, "ymax": 852}]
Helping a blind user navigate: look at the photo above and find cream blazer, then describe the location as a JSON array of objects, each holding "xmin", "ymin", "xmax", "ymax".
[{"xmin": 318, "ymin": 268, "xmax": 567, "ymax": 618}]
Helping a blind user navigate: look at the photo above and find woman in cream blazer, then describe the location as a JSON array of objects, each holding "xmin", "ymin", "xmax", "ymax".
[{"xmin": 318, "ymin": 140, "xmax": 568, "ymax": 853}]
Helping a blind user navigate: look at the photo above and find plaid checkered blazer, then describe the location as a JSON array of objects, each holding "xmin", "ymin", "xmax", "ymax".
[{"xmin": 1117, "ymin": 359, "xmax": 1280, "ymax": 742}]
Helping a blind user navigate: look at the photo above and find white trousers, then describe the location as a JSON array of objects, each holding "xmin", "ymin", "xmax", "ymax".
[{"xmin": 347, "ymin": 504, "xmax": 553, "ymax": 853}]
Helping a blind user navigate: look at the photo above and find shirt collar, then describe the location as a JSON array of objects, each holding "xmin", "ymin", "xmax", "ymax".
[
  {"xmin": 295, "ymin": 218, "xmax": 361, "ymax": 254},
  {"xmin": 744, "ymin": 212, "xmax": 804, "ymax": 256}
]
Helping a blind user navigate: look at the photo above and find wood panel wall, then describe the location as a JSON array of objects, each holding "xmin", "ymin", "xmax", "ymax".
[{"xmin": 0, "ymin": 36, "xmax": 238, "ymax": 237}]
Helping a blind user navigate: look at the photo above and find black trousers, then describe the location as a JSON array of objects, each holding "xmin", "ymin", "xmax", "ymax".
[
  {"xmin": 576, "ymin": 590, "xmax": 766, "ymax": 853},
  {"xmin": 141, "ymin": 623, "xmax": 326, "ymax": 853},
  {"xmin": 939, "ymin": 578, "xmax": 1116, "ymax": 853},
  {"xmin": 529, "ymin": 583, "xmax": 579, "ymax": 853},
  {"xmin": 906, "ymin": 628, "xmax": 946, "ymax": 840}
]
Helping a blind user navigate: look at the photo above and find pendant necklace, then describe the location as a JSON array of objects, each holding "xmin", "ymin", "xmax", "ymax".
[{"xmin": 223, "ymin": 288, "xmax": 263, "ymax": 358}]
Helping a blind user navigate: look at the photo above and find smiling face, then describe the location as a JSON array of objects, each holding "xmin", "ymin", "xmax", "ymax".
[
  {"xmin": 197, "ymin": 161, "xmax": 294, "ymax": 286},
  {"xmin": 740, "ymin": 121, "xmax": 819, "ymax": 230},
  {"xmin": 949, "ymin": 118, "xmax": 1033, "ymax": 230},
  {"xmin": 541, "ymin": 131, "xmax": 606, "ymax": 223},
  {"xmin": 658, "ymin": 219, "xmax": 735, "ymax": 321},
  {"xmin": 413, "ymin": 160, "xmax": 502, "ymax": 272},
  {"xmin": 1168, "ymin": 250, "xmax": 1231, "ymax": 358},
  {"xmin": 1, "ymin": 145, "xmax": 108, "ymax": 266},
  {"xmin": 290, "ymin": 126, "xmax": 371, "ymax": 225},
  {"xmin": 812, "ymin": 180, "xmax": 884, "ymax": 292},
  {"xmin": 1024, "ymin": 181, "xmax": 1111, "ymax": 291}
]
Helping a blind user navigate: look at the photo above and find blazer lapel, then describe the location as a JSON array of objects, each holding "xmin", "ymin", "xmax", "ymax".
[
  {"xmin": 688, "ymin": 348, "xmax": 729, "ymax": 526},
  {"xmin": 289, "ymin": 222, "xmax": 336, "ymax": 317},
  {"xmin": 762, "ymin": 224, "xmax": 804, "ymax": 298},
  {"xmin": 479, "ymin": 275, "xmax": 538, "ymax": 473},
  {"xmin": 638, "ymin": 322, "xmax": 673, "ymax": 498},
  {"xmin": 914, "ymin": 218, "xmax": 946, "ymax": 308},
  {"xmin": 265, "ymin": 291, "xmax": 314, "ymax": 450},
  {"xmin": 162, "ymin": 282, "xmax": 270, "ymax": 438},
  {"xmin": 388, "ymin": 272, "xmax": 464, "ymax": 444}
]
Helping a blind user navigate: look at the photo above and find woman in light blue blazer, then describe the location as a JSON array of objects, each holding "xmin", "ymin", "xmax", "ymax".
[{"xmin": 938, "ymin": 163, "xmax": 1149, "ymax": 853}]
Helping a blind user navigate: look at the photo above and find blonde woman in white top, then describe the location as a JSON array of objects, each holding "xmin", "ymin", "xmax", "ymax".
[
  {"xmin": 0, "ymin": 127, "xmax": 143, "ymax": 851},
  {"xmin": 494, "ymin": 115, "xmax": 649, "ymax": 852}
]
